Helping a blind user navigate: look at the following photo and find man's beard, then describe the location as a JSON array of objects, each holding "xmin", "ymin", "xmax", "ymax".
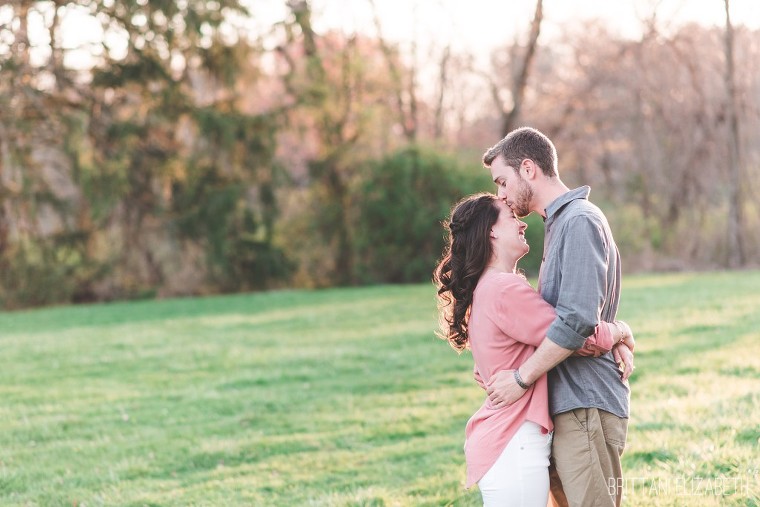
[{"xmin": 511, "ymin": 178, "xmax": 534, "ymax": 218}]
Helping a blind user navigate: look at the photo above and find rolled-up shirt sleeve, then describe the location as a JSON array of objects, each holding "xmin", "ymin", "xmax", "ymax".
[{"xmin": 546, "ymin": 215, "xmax": 610, "ymax": 350}]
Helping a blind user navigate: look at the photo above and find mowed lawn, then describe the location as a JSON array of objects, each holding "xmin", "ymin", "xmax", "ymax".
[{"xmin": 0, "ymin": 271, "xmax": 759, "ymax": 506}]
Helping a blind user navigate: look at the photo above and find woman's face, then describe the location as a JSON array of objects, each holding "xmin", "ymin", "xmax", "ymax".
[{"xmin": 491, "ymin": 200, "xmax": 529, "ymax": 260}]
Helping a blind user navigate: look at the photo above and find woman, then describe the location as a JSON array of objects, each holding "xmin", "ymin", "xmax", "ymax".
[{"xmin": 433, "ymin": 193, "xmax": 633, "ymax": 506}]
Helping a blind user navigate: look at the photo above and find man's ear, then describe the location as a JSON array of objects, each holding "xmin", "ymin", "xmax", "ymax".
[{"xmin": 521, "ymin": 159, "xmax": 539, "ymax": 180}]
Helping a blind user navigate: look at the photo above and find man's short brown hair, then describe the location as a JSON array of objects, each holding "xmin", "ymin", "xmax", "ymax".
[{"xmin": 482, "ymin": 127, "xmax": 558, "ymax": 178}]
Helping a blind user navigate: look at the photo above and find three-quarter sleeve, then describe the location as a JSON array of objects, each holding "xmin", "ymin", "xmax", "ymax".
[
  {"xmin": 575, "ymin": 322, "xmax": 615, "ymax": 357},
  {"xmin": 490, "ymin": 274, "xmax": 556, "ymax": 347}
]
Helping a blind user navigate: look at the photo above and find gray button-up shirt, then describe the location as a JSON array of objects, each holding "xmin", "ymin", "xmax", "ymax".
[{"xmin": 539, "ymin": 186, "xmax": 630, "ymax": 418}]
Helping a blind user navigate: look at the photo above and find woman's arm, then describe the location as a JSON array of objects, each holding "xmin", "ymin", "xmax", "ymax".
[{"xmin": 574, "ymin": 320, "xmax": 635, "ymax": 357}]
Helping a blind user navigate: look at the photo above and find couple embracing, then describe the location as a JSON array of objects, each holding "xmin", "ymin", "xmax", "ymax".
[{"xmin": 434, "ymin": 127, "xmax": 634, "ymax": 507}]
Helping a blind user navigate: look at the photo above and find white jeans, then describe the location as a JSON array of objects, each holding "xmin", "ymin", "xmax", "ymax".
[{"xmin": 477, "ymin": 421, "xmax": 552, "ymax": 507}]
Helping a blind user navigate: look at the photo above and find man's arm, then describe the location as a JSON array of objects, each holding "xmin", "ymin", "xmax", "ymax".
[
  {"xmin": 486, "ymin": 339, "xmax": 573, "ymax": 408},
  {"xmin": 486, "ymin": 319, "xmax": 635, "ymax": 408},
  {"xmin": 544, "ymin": 215, "xmax": 611, "ymax": 349},
  {"xmin": 487, "ymin": 214, "xmax": 614, "ymax": 407}
]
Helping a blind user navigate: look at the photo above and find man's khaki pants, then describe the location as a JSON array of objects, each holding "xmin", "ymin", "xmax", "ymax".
[{"xmin": 548, "ymin": 408, "xmax": 628, "ymax": 507}]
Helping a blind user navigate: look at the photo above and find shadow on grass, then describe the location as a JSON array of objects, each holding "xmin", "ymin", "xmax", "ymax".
[
  {"xmin": 628, "ymin": 307, "xmax": 758, "ymax": 385},
  {"xmin": 736, "ymin": 427, "xmax": 760, "ymax": 447},
  {"xmin": 0, "ymin": 284, "xmax": 430, "ymax": 335},
  {"xmin": 624, "ymin": 449, "xmax": 678, "ymax": 467}
]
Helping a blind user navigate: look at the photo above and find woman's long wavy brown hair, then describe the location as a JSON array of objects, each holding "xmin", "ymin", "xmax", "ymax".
[{"xmin": 433, "ymin": 193, "xmax": 500, "ymax": 352}]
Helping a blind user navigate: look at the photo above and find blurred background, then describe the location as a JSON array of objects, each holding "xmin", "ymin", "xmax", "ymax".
[{"xmin": 0, "ymin": 0, "xmax": 758, "ymax": 310}]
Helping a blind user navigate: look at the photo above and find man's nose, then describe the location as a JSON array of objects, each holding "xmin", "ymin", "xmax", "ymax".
[{"xmin": 497, "ymin": 187, "xmax": 508, "ymax": 199}]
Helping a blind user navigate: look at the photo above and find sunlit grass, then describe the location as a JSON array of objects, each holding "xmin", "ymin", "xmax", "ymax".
[{"xmin": 0, "ymin": 272, "xmax": 758, "ymax": 505}]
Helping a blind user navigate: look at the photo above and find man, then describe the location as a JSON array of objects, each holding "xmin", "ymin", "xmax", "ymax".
[{"xmin": 482, "ymin": 127, "xmax": 632, "ymax": 507}]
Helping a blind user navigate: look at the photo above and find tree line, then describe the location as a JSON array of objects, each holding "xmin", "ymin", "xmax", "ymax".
[{"xmin": 0, "ymin": 0, "xmax": 757, "ymax": 309}]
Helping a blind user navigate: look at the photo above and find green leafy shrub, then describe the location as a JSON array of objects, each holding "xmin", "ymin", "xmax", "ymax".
[{"xmin": 353, "ymin": 146, "xmax": 490, "ymax": 284}]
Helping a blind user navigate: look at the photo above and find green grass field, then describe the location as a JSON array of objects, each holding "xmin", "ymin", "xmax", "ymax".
[{"xmin": 1, "ymin": 271, "xmax": 759, "ymax": 506}]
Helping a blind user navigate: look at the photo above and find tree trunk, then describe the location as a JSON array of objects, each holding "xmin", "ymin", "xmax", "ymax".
[
  {"xmin": 433, "ymin": 46, "xmax": 451, "ymax": 140},
  {"xmin": 501, "ymin": 0, "xmax": 543, "ymax": 137},
  {"xmin": 724, "ymin": 0, "xmax": 745, "ymax": 267},
  {"xmin": 369, "ymin": 0, "xmax": 418, "ymax": 142}
]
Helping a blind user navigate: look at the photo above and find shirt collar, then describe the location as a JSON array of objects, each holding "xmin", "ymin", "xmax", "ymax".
[{"xmin": 544, "ymin": 186, "xmax": 591, "ymax": 221}]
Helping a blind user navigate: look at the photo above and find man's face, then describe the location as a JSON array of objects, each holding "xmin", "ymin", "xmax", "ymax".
[{"xmin": 489, "ymin": 157, "xmax": 534, "ymax": 218}]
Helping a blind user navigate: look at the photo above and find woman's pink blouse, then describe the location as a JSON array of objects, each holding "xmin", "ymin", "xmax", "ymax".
[{"xmin": 463, "ymin": 270, "xmax": 613, "ymax": 488}]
